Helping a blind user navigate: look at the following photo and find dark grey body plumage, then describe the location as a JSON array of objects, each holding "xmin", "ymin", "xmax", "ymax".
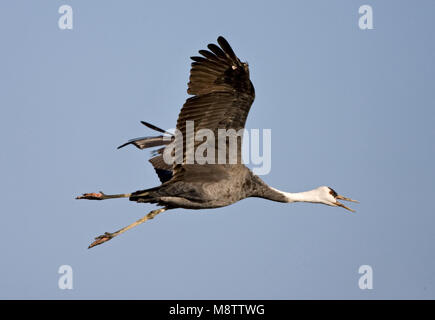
[{"xmin": 130, "ymin": 164, "xmax": 287, "ymax": 209}]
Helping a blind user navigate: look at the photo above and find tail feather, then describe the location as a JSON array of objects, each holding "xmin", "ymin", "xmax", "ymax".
[{"xmin": 129, "ymin": 186, "xmax": 161, "ymax": 203}]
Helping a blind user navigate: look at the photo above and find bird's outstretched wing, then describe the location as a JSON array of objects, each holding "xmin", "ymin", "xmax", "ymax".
[
  {"xmin": 180, "ymin": 36, "xmax": 255, "ymax": 133},
  {"xmin": 166, "ymin": 36, "xmax": 255, "ymax": 180},
  {"xmin": 120, "ymin": 37, "xmax": 255, "ymax": 184}
]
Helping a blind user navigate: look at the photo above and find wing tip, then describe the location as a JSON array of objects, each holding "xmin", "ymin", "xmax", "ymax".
[
  {"xmin": 117, "ymin": 141, "xmax": 131, "ymax": 149},
  {"xmin": 217, "ymin": 35, "xmax": 227, "ymax": 44},
  {"xmin": 217, "ymin": 36, "xmax": 237, "ymax": 61}
]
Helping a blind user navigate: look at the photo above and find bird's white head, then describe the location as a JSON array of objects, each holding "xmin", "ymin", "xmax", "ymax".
[{"xmin": 313, "ymin": 186, "xmax": 358, "ymax": 212}]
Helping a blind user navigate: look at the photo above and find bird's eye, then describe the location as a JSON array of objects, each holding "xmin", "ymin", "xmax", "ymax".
[{"xmin": 328, "ymin": 187, "xmax": 338, "ymax": 198}]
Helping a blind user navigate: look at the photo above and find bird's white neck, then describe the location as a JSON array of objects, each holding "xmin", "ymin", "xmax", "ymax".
[{"xmin": 269, "ymin": 187, "xmax": 323, "ymax": 203}]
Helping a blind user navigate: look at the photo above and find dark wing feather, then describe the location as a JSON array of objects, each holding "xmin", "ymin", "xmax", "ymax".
[
  {"xmin": 217, "ymin": 36, "xmax": 238, "ymax": 61},
  {"xmin": 207, "ymin": 43, "xmax": 227, "ymax": 59},
  {"xmin": 170, "ymin": 36, "xmax": 255, "ymax": 180},
  {"xmin": 140, "ymin": 121, "xmax": 173, "ymax": 136},
  {"xmin": 187, "ymin": 36, "xmax": 254, "ymax": 97},
  {"xmin": 117, "ymin": 135, "xmax": 171, "ymax": 150}
]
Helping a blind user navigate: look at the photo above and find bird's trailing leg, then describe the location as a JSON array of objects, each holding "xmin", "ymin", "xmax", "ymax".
[
  {"xmin": 88, "ymin": 207, "xmax": 167, "ymax": 249},
  {"xmin": 76, "ymin": 191, "xmax": 131, "ymax": 200}
]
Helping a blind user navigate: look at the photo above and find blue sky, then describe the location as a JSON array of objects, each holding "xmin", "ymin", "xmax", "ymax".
[{"xmin": 0, "ymin": 0, "xmax": 434, "ymax": 299}]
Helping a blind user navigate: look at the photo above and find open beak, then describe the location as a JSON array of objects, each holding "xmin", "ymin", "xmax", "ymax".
[{"xmin": 335, "ymin": 195, "xmax": 359, "ymax": 212}]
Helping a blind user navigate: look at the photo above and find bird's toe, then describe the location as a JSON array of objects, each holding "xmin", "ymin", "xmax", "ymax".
[
  {"xmin": 88, "ymin": 232, "xmax": 113, "ymax": 249},
  {"xmin": 76, "ymin": 192, "xmax": 104, "ymax": 200}
]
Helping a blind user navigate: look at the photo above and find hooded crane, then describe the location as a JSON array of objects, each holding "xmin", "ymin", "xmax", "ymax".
[{"xmin": 77, "ymin": 36, "xmax": 358, "ymax": 248}]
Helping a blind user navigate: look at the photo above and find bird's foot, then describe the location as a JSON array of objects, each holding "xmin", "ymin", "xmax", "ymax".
[
  {"xmin": 76, "ymin": 191, "xmax": 106, "ymax": 200},
  {"xmin": 88, "ymin": 232, "xmax": 114, "ymax": 249}
]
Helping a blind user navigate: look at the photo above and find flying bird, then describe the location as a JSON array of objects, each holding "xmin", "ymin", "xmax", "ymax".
[{"xmin": 77, "ymin": 36, "xmax": 358, "ymax": 248}]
